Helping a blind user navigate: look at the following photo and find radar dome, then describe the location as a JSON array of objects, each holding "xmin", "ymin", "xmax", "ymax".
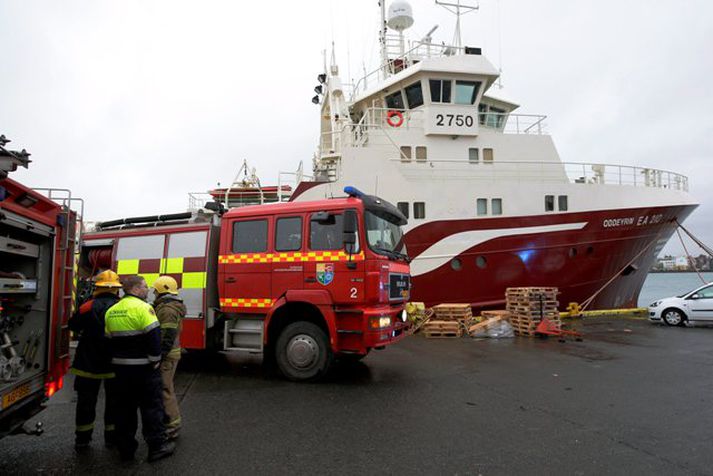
[{"xmin": 387, "ymin": 1, "xmax": 414, "ymax": 32}]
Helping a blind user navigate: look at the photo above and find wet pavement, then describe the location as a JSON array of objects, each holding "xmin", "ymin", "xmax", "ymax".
[{"xmin": 1, "ymin": 318, "xmax": 712, "ymax": 475}]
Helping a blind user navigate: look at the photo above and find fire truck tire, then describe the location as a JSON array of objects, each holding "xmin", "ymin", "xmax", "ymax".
[{"xmin": 275, "ymin": 322, "xmax": 332, "ymax": 381}]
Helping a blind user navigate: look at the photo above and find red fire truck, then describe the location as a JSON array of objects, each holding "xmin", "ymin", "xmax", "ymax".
[
  {"xmin": 80, "ymin": 187, "xmax": 411, "ymax": 381},
  {"xmin": 0, "ymin": 136, "xmax": 79, "ymax": 437}
]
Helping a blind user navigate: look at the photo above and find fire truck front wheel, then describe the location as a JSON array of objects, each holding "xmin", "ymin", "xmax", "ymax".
[{"xmin": 275, "ymin": 322, "xmax": 333, "ymax": 381}]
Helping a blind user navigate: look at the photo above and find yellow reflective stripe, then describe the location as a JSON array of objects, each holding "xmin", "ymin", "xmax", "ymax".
[
  {"xmin": 160, "ymin": 322, "xmax": 179, "ymax": 329},
  {"xmin": 105, "ymin": 424, "xmax": 116, "ymax": 431},
  {"xmin": 76, "ymin": 423, "xmax": 95, "ymax": 432},
  {"xmin": 220, "ymin": 298, "xmax": 274, "ymax": 308},
  {"xmin": 165, "ymin": 257, "xmax": 184, "ymax": 274},
  {"xmin": 182, "ymin": 272, "xmax": 206, "ymax": 289},
  {"xmin": 167, "ymin": 417, "xmax": 182, "ymax": 427},
  {"xmin": 168, "ymin": 348, "xmax": 182, "ymax": 357},
  {"xmin": 116, "ymin": 259, "xmax": 139, "ymax": 275},
  {"xmin": 218, "ymin": 251, "xmax": 365, "ymax": 264},
  {"xmin": 140, "ymin": 273, "xmax": 160, "ymax": 287},
  {"xmin": 70, "ymin": 368, "xmax": 115, "ymax": 379}
]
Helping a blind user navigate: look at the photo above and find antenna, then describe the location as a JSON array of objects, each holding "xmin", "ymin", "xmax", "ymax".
[{"xmin": 435, "ymin": 0, "xmax": 479, "ymax": 49}]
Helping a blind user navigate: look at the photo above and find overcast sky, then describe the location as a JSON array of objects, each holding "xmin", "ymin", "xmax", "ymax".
[{"xmin": 1, "ymin": 0, "xmax": 712, "ymax": 256}]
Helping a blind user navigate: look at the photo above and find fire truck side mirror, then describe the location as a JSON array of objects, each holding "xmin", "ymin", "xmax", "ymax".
[{"xmin": 343, "ymin": 210, "xmax": 357, "ymax": 245}]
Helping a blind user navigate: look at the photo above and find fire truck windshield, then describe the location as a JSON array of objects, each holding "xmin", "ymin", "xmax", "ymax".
[{"xmin": 365, "ymin": 211, "xmax": 406, "ymax": 259}]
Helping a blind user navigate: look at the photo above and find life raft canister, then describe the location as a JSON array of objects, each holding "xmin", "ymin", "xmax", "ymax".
[{"xmin": 386, "ymin": 110, "xmax": 404, "ymax": 127}]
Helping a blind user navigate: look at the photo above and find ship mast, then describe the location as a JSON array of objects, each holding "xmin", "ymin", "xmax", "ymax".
[
  {"xmin": 379, "ymin": 1, "xmax": 388, "ymax": 75},
  {"xmin": 436, "ymin": 0, "xmax": 479, "ymax": 48}
]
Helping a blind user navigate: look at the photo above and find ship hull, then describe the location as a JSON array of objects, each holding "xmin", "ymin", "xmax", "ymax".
[{"xmin": 404, "ymin": 204, "xmax": 697, "ymax": 310}]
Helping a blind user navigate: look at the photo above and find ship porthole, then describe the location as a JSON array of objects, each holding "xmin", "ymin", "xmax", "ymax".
[
  {"xmin": 569, "ymin": 248, "xmax": 577, "ymax": 258},
  {"xmin": 476, "ymin": 256, "xmax": 487, "ymax": 269},
  {"xmin": 451, "ymin": 258, "xmax": 462, "ymax": 271}
]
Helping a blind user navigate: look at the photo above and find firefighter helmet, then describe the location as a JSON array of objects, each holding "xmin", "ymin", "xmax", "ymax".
[
  {"xmin": 94, "ymin": 270, "xmax": 122, "ymax": 288},
  {"xmin": 153, "ymin": 275, "xmax": 179, "ymax": 295}
]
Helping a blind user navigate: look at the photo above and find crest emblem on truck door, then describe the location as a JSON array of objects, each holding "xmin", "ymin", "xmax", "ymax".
[{"xmin": 316, "ymin": 263, "xmax": 334, "ymax": 286}]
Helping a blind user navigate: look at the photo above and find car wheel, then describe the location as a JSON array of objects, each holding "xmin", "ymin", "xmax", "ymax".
[
  {"xmin": 275, "ymin": 321, "xmax": 332, "ymax": 382},
  {"xmin": 662, "ymin": 308, "xmax": 686, "ymax": 327}
]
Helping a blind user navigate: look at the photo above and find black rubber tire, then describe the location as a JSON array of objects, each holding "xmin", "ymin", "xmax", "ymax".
[
  {"xmin": 662, "ymin": 308, "xmax": 686, "ymax": 327},
  {"xmin": 275, "ymin": 322, "xmax": 332, "ymax": 382}
]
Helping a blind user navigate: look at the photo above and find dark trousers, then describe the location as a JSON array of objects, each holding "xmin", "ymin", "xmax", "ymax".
[
  {"xmin": 74, "ymin": 376, "xmax": 117, "ymax": 442},
  {"xmin": 113, "ymin": 365, "xmax": 167, "ymax": 456}
]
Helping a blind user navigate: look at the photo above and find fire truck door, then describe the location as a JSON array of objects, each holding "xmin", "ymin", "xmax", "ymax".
[
  {"xmin": 221, "ymin": 218, "xmax": 272, "ymax": 310},
  {"xmin": 303, "ymin": 211, "xmax": 365, "ymax": 305},
  {"xmin": 271, "ymin": 216, "xmax": 304, "ymax": 297}
]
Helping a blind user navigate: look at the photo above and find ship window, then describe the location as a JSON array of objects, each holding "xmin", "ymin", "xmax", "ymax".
[
  {"xmin": 233, "ymin": 219, "xmax": 268, "ymax": 253},
  {"xmin": 455, "ymin": 80, "xmax": 480, "ymax": 105},
  {"xmin": 492, "ymin": 198, "xmax": 503, "ymax": 215},
  {"xmin": 385, "ymin": 91, "xmax": 405, "ymax": 110},
  {"xmin": 558, "ymin": 195, "xmax": 568, "ymax": 211},
  {"xmin": 468, "ymin": 148, "xmax": 479, "ymax": 163},
  {"xmin": 397, "ymin": 202, "xmax": 410, "ymax": 219},
  {"xmin": 478, "ymin": 103, "xmax": 487, "ymax": 125},
  {"xmin": 476, "ymin": 256, "xmax": 487, "ymax": 269},
  {"xmin": 487, "ymin": 106, "xmax": 506, "ymax": 128},
  {"xmin": 451, "ymin": 258, "xmax": 462, "ymax": 271},
  {"xmin": 545, "ymin": 195, "xmax": 555, "ymax": 212},
  {"xmin": 415, "ymin": 146, "xmax": 427, "ymax": 162},
  {"xmin": 483, "ymin": 148, "xmax": 494, "ymax": 163},
  {"xmin": 275, "ymin": 217, "xmax": 303, "ymax": 252},
  {"xmin": 405, "ymin": 81, "xmax": 424, "ymax": 109},
  {"xmin": 429, "ymin": 79, "xmax": 451, "ymax": 103},
  {"xmin": 477, "ymin": 198, "xmax": 488, "ymax": 216},
  {"xmin": 400, "ymin": 146, "xmax": 412, "ymax": 162},
  {"xmin": 310, "ymin": 213, "xmax": 344, "ymax": 251},
  {"xmin": 414, "ymin": 202, "xmax": 426, "ymax": 219}
]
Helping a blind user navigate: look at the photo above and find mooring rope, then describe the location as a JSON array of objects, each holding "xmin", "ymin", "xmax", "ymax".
[
  {"xmin": 676, "ymin": 227, "xmax": 708, "ymax": 285},
  {"xmin": 675, "ymin": 219, "xmax": 713, "ymax": 258}
]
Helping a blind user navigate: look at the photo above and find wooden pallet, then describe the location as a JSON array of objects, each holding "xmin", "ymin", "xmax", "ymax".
[
  {"xmin": 480, "ymin": 310, "xmax": 511, "ymax": 320},
  {"xmin": 422, "ymin": 320, "xmax": 463, "ymax": 338},
  {"xmin": 509, "ymin": 315, "xmax": 562, "ymax": 337},
  {"xmin": 432, "ymin": 303, "xmax": 473, "ymax": 321}
]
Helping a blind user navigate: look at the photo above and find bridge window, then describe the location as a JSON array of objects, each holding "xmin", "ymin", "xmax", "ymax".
[
  {"xmin": 385, "ymin": 91, "xmax": 405, "ymax": 110},
  {"xmin": 429, "ymin": 79, "xmax": 451, "ymax": 103},
  {"xmin": 545, "ymin": 195, "xmax": 555, "ymax": 212},
  {"xmin": 483, "ymin": 148, "xmax": 494, "ymax": 163},
  {"xmin": 397, "ymin": 202, "xmax": 409, "ymax": 219},
  {"xmin": 414, "ymin": 202, "xmax": 426, "ymax": 219},
  {"xmin": 405, "ymin": 81, "xmax": 424, "ymax": 109},
  {"xmin": 455, "ymin": 81, "xmax": 481, "ymax": 105},
  {"xmin": 233, "ymin": 219, "xmax": 268, "ymax": 253},
  {"xmin": 468, "ymin": 148, "xmax": 479, "ymax": 163},
  {"xmin": 477, "ymin": 198, "xmax": 488, "ymax": 216},
  {"xmin": 479, "ymin": 103, "xmax": 506, "ymax": 128},
  {"xmin": 492, "ymin": 198, "xmax": 503, "ymax": 215},
  {"xmin": 558, "ymin": 195, "xmax": 568, "ymax": 211},
  {"xmin": 275, "ymin": 217, "xmax": 303, "ymax": 252}
]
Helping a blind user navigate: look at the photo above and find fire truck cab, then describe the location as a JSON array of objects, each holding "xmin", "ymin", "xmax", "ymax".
[{"xmin": 80, "ymin": 187, "xmax": 411, "ymax": 381}]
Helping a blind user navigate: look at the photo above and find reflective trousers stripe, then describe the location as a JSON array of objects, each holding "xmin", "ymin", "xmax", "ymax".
[
  {"xmin": 112, "ymin": 357, "xmax": 150, "ymax": 365},
  {"xmin": 76, "ymin": 423, "xmax": 95, "ymax": 432},
  {"xmin": 70, "ymin": 368, "xmax": 115, "ymax": 379}
]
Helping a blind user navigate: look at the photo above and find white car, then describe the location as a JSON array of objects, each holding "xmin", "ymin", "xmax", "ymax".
[{"xmin": 648, "ymin": 282, "xmax": 713, "ymax": 326}]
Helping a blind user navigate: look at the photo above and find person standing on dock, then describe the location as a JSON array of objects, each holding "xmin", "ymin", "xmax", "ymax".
[
  {"xmin": 152, "ymin": 275, "xmax": 186, "ymax": 440},
  {"xmin": 68, "ymin": 270, "xmax": 121, "ymax": 451}
]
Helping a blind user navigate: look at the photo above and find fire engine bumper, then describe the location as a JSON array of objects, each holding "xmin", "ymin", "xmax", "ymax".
[{"xmin": 361, "ymin": 306, "xmax": 411, "ymax": 349}]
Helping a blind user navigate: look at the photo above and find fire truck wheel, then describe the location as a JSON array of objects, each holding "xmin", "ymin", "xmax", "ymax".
[{"xmin": 275, "ymin": 322, "xmax": 332, "ymax": 381}]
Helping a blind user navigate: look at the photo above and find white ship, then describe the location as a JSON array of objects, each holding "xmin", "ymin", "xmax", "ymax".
[{"xmin": 278, "ymin": 1, "xmax": 698, "ymax": 310}]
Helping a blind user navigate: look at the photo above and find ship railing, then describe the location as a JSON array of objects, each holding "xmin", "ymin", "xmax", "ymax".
[
  {"xmin": 277, "ymin": 170, "xmax": 314, "ymax": 201},
  {"xmin": 349, "ymin": 39, "xmax": 465, "ymax": 100},
  {"xmin": 187, "ymin": 192, "xmax": 213, "ymax": 212},
  {"xmin": 388, "ymin": 158, "xmax": 689, "ymax": 192}
]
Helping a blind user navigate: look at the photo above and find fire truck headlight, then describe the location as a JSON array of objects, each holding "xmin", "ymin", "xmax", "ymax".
[
  {"xmin": 370, "ymin": 316, "xmax": 392, "ymax": 329},
  {"xmin": 400, "ymin": 310, "xmax": 408, "ymax": 322}
]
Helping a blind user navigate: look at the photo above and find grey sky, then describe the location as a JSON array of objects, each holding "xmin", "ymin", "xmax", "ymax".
[{"xmin": 1, "ymin": 0, "xmax": 711, "ymax": 256}]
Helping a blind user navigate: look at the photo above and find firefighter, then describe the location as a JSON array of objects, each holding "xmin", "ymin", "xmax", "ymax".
[
  {"xmin": 152, "ymin": 275, "xmax": 186, "ymax": 440},
  {"xmin": 68, "ymin": 270, "xmax": 121, "ymax": 451},
  {"xmin": 105, "ymin": 275, "xmax": 175, "ymax": 462}
]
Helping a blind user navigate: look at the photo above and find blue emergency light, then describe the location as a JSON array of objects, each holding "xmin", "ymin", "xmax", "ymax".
[{"xmin": 344, "ymin": 186, "xmax": 365, "ymax": 198}]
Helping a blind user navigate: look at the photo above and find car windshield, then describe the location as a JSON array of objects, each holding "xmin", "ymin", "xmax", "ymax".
[{"xmin": 365, "ymin": 210, "xmax": 405, "ymax": 258}]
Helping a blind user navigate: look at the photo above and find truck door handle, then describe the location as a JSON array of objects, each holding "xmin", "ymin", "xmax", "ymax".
[
  {"xmin": 225, "ymin": 277, "xmax": 236, "ymax": 283},
  {"xmin": 305, "ymin": 277, "xmax": 317, "ymax": 283}
]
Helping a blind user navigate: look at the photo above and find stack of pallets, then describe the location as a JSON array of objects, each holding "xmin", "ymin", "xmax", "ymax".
[
  {"xmin": 505, "ymin": 287, "xmax": 561, "ymax": 337},
  {"xmin": 421, "ymin": 304, "xmax": 473, "ymax": 338}
]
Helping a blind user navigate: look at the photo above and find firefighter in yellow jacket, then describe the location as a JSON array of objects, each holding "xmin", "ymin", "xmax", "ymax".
[{"xmin": 152, "ymin": 276, "xmax": 186, "ymax": 440}]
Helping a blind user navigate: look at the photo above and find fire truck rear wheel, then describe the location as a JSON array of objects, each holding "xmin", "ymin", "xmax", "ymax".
[{"xmin": 275, "ymin": 322, "xmax": 332, "ymax": 381}]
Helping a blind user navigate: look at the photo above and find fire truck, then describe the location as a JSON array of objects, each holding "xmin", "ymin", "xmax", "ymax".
[
  {"xmin": 0, "ymin": 136, "xmax": 79, "ymax": 437},
  {"xmin": 80, "ymin": 187, "xmax": 411, "ymax": 381}
]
